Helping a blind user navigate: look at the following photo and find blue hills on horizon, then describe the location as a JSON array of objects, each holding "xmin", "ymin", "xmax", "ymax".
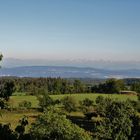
[{"xmin": 0, "ymin": 66, "xmax": 140, "ymax": 79}]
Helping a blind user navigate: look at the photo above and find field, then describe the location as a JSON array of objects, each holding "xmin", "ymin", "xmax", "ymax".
[
  {"xmin": 0, "ymin": 110, "xmax": 40, "ymax": 132},
  {"xmin": 9, "ymin": 93, "xmax": 138, "ymax": 108},
  {"xmin": 51, "ymin": 93, "xmax": 138, "ymax": 102},
  {"xmin": 9, "ymin": 95, "xmax": 39, "ymax": 108},
  {"xmin": 0, "ymin": 93, "xmax": 138, "ymax": 130}
]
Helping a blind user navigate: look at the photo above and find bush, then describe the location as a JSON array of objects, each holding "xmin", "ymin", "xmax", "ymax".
[
  {"xmin": 19, "ymin": 101, "xmax": 32, "ymax": 109},
  {"xmin": 0, "ymin": 123, "xmax": 17, "ymax": 140},
  {"xmin": 0, "ymin": 98, "xmax": 8, "ymax": 109},
  {"xmin": 61, "ymin": 96, "xmax": 77, "ymax": 113},
  {"xmin": 0, "ymin": 79, "xmax": 15, "ymax": 101},
  {"xmin": 80, "ymin": 98, "xmax": 94, "ymax": 107},
  {"xmin": 30, "ymin": 106, "xmax": 92, "ymax": 140},
  {"xmin": 94, "ymin": 98, "xmax": 140, "ymax": 140},
  {"xmin": 38, "ymin": 95, "xmax": 54, "ymax": 112},
  {"xmin": 95, "ymin": 96, "xmax": 104, "ymax": 104}
]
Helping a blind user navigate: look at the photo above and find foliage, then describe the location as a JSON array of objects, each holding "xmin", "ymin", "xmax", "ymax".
[
  {"xmin": 0, "ymin": 98, "xmax": 8, "ymax": 109},
  {"xmin": 0, "ymin": 78, "xmax": 15, "ymax": 101},
  {"xmin": 131, "ymin": 82, "xmax": 140, "ymax": 93},
  {"xmin": 18, "ymin": 101, "xmax": 32, "ymax": 109},
  {"xmin": 95, "ymin": 96, "xmax": 104, "ymax": 104},
  {"xmin": 80, "ymin": 98, "xmax": 94, "ymax": 114},
  {"xmin": 94, "ymin": 97, "xmax": 140, "ymax": 140},
  {"xmin": 30, "ymin": 106, "xmax": 92, "ymax": 140},
  {"xmin": 0, "ymin": 123, "xmax": 17, "ymax": 140},
  {"xmin": 80, "ymin": 98, "xmax": 94, "ymax": 107},
  {"xmin": 61, "ymin": 96, "xmax": 77, "ymax": 113},
  {"xmin": 0, "ymin": 116, "xmax": 29, "ymax": 140},
  {"xmin": 10, "ymin": 77, "xmax": 88, "ymax": 95},
  {"xmin": 0, "ymin": 54, "xmax": 2, "ymax": 61},
  {"xmin": 92, "ymin": 79, "xmax": 125, "ymax": 94},
  {"xmin": 96, "ymin": 97, "xmax": 113, "ymax": 117},
  {"xmin": 37, "ymin": 89, "xmax": 54, "ymax": 111},
  {"xmin": 15, "ymin": 116, "xmax": 29, "ymax": 138},
  {"xmin": 0, "ymin": 76, "xmax": 138, "ymax": 96},
  {"xmin": 73, "ymin": 80, "xmax": 84, "ymax": 93}
]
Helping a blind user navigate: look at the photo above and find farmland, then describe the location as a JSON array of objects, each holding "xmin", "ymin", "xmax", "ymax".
[
  {"xmin": 0, "ymin": 93, "xmax": 137, "ymax": 130},
  {"xmin": 9, "ymin": 93, "xmax": 138, "ymax": 108}
]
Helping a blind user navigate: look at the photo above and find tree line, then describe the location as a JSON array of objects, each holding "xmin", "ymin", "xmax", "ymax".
[{"xmin": 1, "ymin": 77, "xmax": 140, "ymax": 98}]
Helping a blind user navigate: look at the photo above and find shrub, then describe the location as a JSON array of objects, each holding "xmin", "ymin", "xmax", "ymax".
[
  {"xmin": 38, "ymin": 95, "xmax": 54, "ymax": 112},
  {"xmin": 15, "ymin": 116, "xmax": 29, "ymax": 138},
  {"xmin": 19, "ymin": 101, "xmax": 32, "ymax": 109},
  {"xmin": 30, "ymin": 106, "xmax": 92, "ymax": 140},
  {"xmin": 0, "ymin": 98, "xmax": 7, "ymax": 109},
  {"xmin": 95, "ymin": 96, "xmax": 104, "ymax": 104},
  {"xmin": 80, "ymin": 98, "xmax": 94, "ymax": 107},
  {"xmin": 0, "ymin": 123, "xmax": 17, "ymax": 140},
  {"xmin": 0, "ymin": 79, "xmax": 15, "ymax": 101},
  {"xmin": 94, "ymin": 98, "xmax": 140, "ymax": 140},
  {"xmin": 61, "ymin": 96, "xmax": 77, "ymax": 113}
]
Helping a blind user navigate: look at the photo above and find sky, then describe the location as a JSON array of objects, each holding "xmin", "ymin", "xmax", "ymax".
[{"xmin": 0, "ymin": 0, "xmax": 140, "ymax": 62}]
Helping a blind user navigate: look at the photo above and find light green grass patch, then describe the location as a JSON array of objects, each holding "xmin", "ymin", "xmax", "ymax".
[
  {"xmin": 51, "ymin": 93, "xmax": 138, "ymax": 102},
  {"xmin": 9, "ymin": 96, "xmax": 39, "ymax": 108}
]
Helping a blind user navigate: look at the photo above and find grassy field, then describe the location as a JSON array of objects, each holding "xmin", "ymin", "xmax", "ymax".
[
  {"xmin": 0, "ymin": 93, "xmax": 138, "ymax": 132},
  {"xmin": 9, "ymin": 95, "xmax": 39, "ymax": 108},
  {"xmin": 9, "ymin": 93, "xmax": 138, "ymax": 108},
  {"xmin": 0, "ymin": 110, "xmax": 40, "ymax": 132},
  {"xmin": 51, "ymin": 93, "xmax": 138, "ymax": 102}
]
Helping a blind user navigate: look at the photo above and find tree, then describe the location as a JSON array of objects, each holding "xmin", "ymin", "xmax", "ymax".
[
  {"xmin": 95, "ymin": 98, "xmax": 140, "ymax": 140},
  {"xmin": 0, "ymin": 79, "xmax": 15, "ymax": 101},
  {"xmin": 0, "ymin": 53, "xmax": 2, "ymax": 61},
  {"xmin": 80, "ymin": 98, "xmax": 94, "ymax": 107},
  {"xmin": 37, "ymin": 89, "xmax": 54, "ymax": 111},
  {"xmin": 73, "ymin": 80, "xmax": 84, "ymax": 93},
  {"xmin": 80, "ymin": 98, "xmax": 94, "ymax": 115},
  {"xmin": 91, "ymin": 79, "xmax": 125, "ymax": 94},
  {"xmin": 0, "ymin": 55, "xmax": 15, "ymax": 108},
  {"xmin": 61, "ymin": 96, "xmax": 77, "ymax": 113},
  {"xmin": 30, "ymin": 106, "xmax": 92, "ymax": 140},
  {"xmin": 131, "ymin": 82, "xmax": 140, "ymax": 93},
  {"xmin": 15, "ymin": 116, "xmax": 29, "ymax": 139}
]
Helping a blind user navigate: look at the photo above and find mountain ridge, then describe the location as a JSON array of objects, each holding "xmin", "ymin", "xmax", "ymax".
[{"xmin": 0, "ymin": 66, "xmax": 140, "ymax": 79}]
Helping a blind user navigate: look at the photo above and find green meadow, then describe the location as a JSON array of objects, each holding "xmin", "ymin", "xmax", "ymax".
[
  {"xmin": 9, "ymin": 93, "xmax": 138, "ymax": 108},
  {"xmin": 0, "ymin": 93, "xmax": 138, "ymax": 132}
]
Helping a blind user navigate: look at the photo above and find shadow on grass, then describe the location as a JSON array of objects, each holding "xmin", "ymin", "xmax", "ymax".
[{"xmin": 67, "ymin": 115, "xmax": 94, "ymax": 132}]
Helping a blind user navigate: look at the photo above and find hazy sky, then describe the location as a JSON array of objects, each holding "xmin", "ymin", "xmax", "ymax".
[{"xmin": 0, "ymin": 0, "xmax": 140, "ymax": 61}]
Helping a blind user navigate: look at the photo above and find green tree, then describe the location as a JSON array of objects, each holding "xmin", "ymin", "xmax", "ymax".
[
  {"xmin": 95, "ymin": 98, "xmax": 140, "ymax": 140},
  {"xmin": 30, "ymin": 106, "xmax": 92, "ymax": 140},
  {"xmin": 0, "ymin": 55, "xmax": 14, "ymax": 108},
  {"xmin": 37, "ymin": 89, "xmax": 54, "ymax": 111},
  {"xmin": 0, "ymin": 54, "xmax": 2, "ymax": 61},
  {"xmin": 80, "ymin": 98, "xmax": 94, "ymax": 107},
  {"xmin": 61, "ymin": 96, "xmax": 77, "ymax": 113},
  {"xmin": 0, "ymin": 79, "xmax": 15, "ymax": 101},
  {"xmin": 131, "ymin": 82, "xmax": 140, "ymax": 93},
  {"xmin": 73, "ymin": 80, "xmax": 84, "ymax": 93},
  {"xmin": 92, "ymin": 79, "xmax": 125, "ymax": 94}
]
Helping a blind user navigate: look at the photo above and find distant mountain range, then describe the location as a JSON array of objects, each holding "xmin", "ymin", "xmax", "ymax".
[
  {"xmin": 0, "ymin": 66, "xmax": 140, "ymax": 79},
  {"xmin": 2, "ymin": 58, "xmax": 140, "ymax": 70}
]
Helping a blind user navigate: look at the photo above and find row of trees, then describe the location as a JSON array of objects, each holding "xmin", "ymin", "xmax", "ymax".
[
  {"xmin": 4, "ymin": 77, "xmax": 86, "ymax": 95},
  {"xmin": 0, "ymin": 77, "xmax": 130, "ymax": 96},
  {"xmin": 91, "ymin": 79, "xmax": 126, "ymax": 93}
]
